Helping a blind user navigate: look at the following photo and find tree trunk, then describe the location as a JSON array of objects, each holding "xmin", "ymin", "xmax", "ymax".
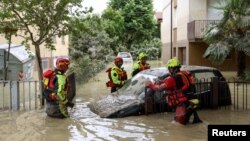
[
  {"xmin": 34, "ymin": 44, "xmax": 45, "ymax": 106},
  {"xmin": 237, "ymin": 50, "xmax": 246, "ymax": 78}
]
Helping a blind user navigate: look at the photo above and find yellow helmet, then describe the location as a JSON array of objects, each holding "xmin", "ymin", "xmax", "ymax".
[
  {"xmin": 139, "ymin": 52, "xmax": 147, "ymax": 60},
  {"xmin": 189, "ymin": 99, "xmax": 199, "ymax": 105},
  {"xmin": 166, "ymin": 57, "xmax": 180, "ymax": 68}
]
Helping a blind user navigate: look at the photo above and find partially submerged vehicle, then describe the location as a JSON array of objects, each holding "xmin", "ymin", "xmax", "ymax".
[{"xmin": 87, "ymin": 65, "xmax": 232, "ymax": 118}]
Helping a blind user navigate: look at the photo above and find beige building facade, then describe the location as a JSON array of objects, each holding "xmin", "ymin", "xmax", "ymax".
[
  {"xmin": 161, "ymin": 0, "xmax": 250, "ymax": 71},
  {"xmin": 0, "ymin": 34, "xmax": 69, "ymax": 71}
]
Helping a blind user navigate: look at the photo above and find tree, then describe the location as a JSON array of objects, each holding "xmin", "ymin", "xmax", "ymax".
[
  {"xmin": 69, "ymin": 14, "xmax": 114, "ymax": 83},
  {"xmin": 105, "ymin": 0, "xmax": 157, "ymax": 51},
  {"xmin": 102, "ymin": 7, "xmax": 124, "ymax": 55},
  {"xmin": 203, "ymin": 0, "xmax": 250, "ymax": 78},
  {"xmin": 0, "ymin": 0, "xmax": 83, "ymax": 82}
]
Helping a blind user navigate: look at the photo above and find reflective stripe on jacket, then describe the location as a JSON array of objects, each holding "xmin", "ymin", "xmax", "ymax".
[
  {"xmin": 111, "ymin": 66, "xmax": 127, "ymax": 86},
  {"xmin": 55, "ymin": 72, "xmax": 68, "ymax": 104}
]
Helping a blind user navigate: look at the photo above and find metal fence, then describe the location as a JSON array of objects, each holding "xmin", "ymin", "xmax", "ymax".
[
  {"xmin": 186, "ymin": 77, "xmax": 250, "ymax": 110},
  {"xmin": 1, "ymin": 77, "xmax": 250, "ymax": 112},
  {"xmin": 144, "ymin": 77, "xmax": 250, "ymax": 114},
  {"xmin": 226, "ymin": 80, "xmax": 250, "ymax": 110},
  {"xmin": 0, "ymin": 80, "xmax": 42, "ymax": 111}
]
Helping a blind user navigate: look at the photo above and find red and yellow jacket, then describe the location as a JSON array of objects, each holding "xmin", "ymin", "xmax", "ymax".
[{"xmin": 106, "ymin": 66, "xmax": 127, "ymax": 88}]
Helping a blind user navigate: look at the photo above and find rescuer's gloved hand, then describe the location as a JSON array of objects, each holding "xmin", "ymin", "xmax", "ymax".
[
  {"xmin": 145, "ymin": 81, "xmax": 153, "ymax": 88},
  {"xmin": 65, "ymin": 101, "xmax": 75, "ymax": 108}
]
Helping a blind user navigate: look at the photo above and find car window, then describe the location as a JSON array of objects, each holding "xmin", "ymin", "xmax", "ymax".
[
  {"xmin": 193, "ymin": 71, "xmax": 215, "ymax": 93},
  {"xmin": 193, "ymin": 71, "xmax": 215, "ymax": 82},
  {"xmin": 118, "ymin": 53, "xmax": 131, "ymax": 58}
]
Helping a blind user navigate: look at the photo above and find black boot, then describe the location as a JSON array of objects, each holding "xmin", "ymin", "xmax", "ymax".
[
  {"xmin": 184, "ymin": 108, "xmax": 193, "ymax": 124},
  {"xmin": 192, "ymin": 110, "xmax": 202, "ymax": 124}
]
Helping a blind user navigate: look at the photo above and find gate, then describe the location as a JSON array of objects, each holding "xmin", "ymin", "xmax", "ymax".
[
  {"xmin": 0, "ymin": 80, "xmax": 42, "ymax": 111},
  {"xmin": 0, "ymin": 73, "xmax": 75, "ymax": 112}
]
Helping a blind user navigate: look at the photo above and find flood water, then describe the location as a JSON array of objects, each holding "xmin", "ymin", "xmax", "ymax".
[{"xmin": 1, "ymin": 62, "xmax": 250, "ymax": 141}]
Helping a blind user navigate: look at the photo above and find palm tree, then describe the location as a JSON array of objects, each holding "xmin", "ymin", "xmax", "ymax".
[{"xmin": 203, "ymin": 0, "xmax": 250, "ymax": 78}]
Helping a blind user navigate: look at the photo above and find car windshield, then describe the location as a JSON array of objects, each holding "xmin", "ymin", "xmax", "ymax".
[
  {"xmin": 118, "ymin": 53, "xmax": 131, "ymax": 58},
  {"xmin": 141, "ymin": 67, "xmax": 169, "ymax": 79},
  {"xmin": 116, "ymin": 68, "xmax": 167, "ymax": 98}
]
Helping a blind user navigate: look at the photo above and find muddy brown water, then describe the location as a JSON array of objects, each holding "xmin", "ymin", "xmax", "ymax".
[{"xmin": 0, "ymin": 61, "xmax": 250, "ymax": 141}]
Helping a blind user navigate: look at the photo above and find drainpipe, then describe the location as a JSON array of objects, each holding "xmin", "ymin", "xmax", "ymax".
[{"xmin": 170, "ymin": 0, "xmax": 173, "ymax": 58}]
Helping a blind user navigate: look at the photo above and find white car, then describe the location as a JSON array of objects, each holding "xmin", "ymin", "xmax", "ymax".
[{"xmin": 117, "ymin": 52, "xmax": 133, "ymax": 70}]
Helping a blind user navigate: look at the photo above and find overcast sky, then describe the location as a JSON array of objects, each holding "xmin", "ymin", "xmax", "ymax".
[{"xmin": 81, "ymin": 0, "xmax": 163, "ymax": 14}]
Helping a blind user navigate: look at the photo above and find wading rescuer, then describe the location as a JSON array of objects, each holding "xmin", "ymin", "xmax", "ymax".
[
  {"xmin": 146, "ymin": 57, "xmax": 202, "ymax": 125},
  {"xmin": 43, "ymin": 58, "xmax": 74, "ymax": 118},
  {"xmin": 106, "ymin": 57, "xmax": 127, "ymax": 93},
  {"xmin": 132, "ymin": 52, "xmax": 150, "ymax": 77}
]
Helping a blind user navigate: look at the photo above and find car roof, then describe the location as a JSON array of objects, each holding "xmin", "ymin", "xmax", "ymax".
[{"xmin": 117, "ymin": 52, "xmax": 131, "ymax": 55}]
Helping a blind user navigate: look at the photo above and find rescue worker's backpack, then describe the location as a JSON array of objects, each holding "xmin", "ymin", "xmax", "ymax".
[
  {"xmin": 105, "ymin": 67, "xmax": 115, "ymax": 88},
  {"xmin": 177, "ymin": 70, "xmax": 196, "ymax": 95},
  {"xmin": 43, "ymin": 69, "xmax": 57, "ymax": 102}
]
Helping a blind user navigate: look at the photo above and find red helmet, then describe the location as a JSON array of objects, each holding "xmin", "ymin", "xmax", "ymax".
[
  {"xmin": 56, "ymin": 58, "xmax": 70, "ymax": 71},
  {"xmin": 114, "ymin": 57, "xmax": 123, "ymax": 66}
]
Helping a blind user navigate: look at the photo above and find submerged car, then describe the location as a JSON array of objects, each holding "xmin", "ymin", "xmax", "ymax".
[{"xmin": 88, "ymin": 65, "xmax": 232, "ymax": 118}]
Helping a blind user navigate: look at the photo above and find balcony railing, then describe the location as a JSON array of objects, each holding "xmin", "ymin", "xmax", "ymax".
[{"xmin": 187, "ymin": 20, "xmax": 220, "ymax": 42}]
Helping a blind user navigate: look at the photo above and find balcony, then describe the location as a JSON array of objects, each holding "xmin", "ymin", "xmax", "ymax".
[{"xmin": 187, "ymin": 20, "xmax": 220, "ymax": 42}]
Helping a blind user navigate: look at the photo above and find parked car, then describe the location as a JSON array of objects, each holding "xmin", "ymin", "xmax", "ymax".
[
  {"xmin": 117, "ymin": 52, "xmax": 133, "ymax": 70},
  {"xmin": 88, "ymin": 65, "xmax": 232, "ymax": 118}
]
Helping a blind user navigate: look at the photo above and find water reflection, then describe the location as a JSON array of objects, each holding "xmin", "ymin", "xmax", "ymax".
[
  {"xmin": 69, "ymin": 100, "xmax": 159, "ymax": 141},
  {"xmin": 1, "ymin": 95, "xmax": 250, "ymax": 141}
]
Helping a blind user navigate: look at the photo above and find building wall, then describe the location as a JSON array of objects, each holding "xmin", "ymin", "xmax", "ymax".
[
  {"xmin": 161, "ymin": 1, "xmax": 170, "ymax": 64},
  {"xmin": 160, "ymin": 0, "xmax": 250, "ymax": 71},
  {"xmin": 161, "ymin": 0, "xmax": 191, "ymax": 65},
  {"xmin": 0, "ymin": 31, "xmax": 69, "ymax": 71},
  {"xmin": 161, "ymin": 0, "xmax": 171, "ymax": 64},
  {"xmin": 189, "ymin": 42, "xmax": 250, "ymax": 71},
  {"xmin": 189, "ymin": 0, "xmax": 207, "ymax": 21},
  {"xmin": 176, "ymin": 0, "xmax": 189, "ymax": 41},
  {"xmin": 0, "ymin": 35, "xmax": 68, "ymax": 58}
]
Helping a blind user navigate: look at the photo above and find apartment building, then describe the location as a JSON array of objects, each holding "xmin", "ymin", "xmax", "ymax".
[
  {"xmin": 0, "ymin": 34, "xmax": 69, "ymax": 71},
  {"xmin": 161, "ymin": 0, "xmax": 250, "ymax": 71}
]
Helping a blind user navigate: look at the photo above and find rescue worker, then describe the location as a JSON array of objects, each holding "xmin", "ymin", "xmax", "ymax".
[
  {"xmin": 45, "ymin": 58, "xmax": 74, "ymax": 118},
  {"xmin": 132, "ymin": 52, "xmax": 150, "ymax": 77},
  {"xmin": 145, "ymin": 57, "xmax": 202, "ymax": 125},
  {"xmin": 106, "ymin": 57, "xmax": 127, "ymax": 93}
]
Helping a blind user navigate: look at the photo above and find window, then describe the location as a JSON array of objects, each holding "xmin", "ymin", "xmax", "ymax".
[
  {"xmin": 193, "ymin": 71, "xmax": 215, "ymax": 92},
  {"xmin": 194, "ymin": 72, "xmax": 215, "ymax": 81},
  {"xmin": 117, "ymin": 52, "xmax": 132, "ymax": 58},
  {"xmin": 61, "ymin": 36, "xmax": 65, "ymax": 45},
  {"xmin": 42, "ymin": 59, "xmax": 49, "ymax": 70},
  {"xmin": 52, "ymin": 35, "xmax": 57, "ymax": 43}
]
